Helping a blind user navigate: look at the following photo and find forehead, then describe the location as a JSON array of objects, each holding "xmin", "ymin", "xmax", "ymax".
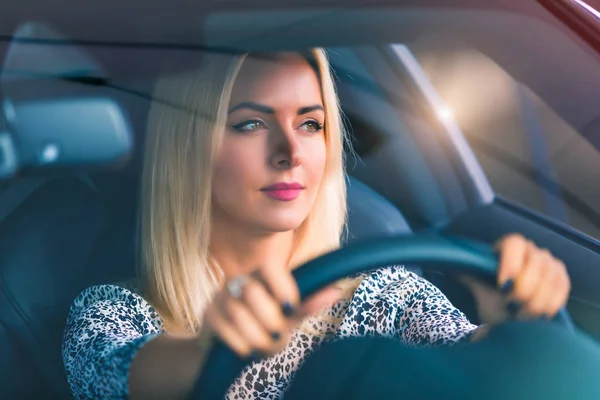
[{"xmin": 229, "ymin": 53, "xmax": 323, "ymax": 106}]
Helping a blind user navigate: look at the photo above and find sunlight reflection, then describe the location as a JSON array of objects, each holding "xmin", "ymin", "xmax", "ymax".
[{"xmin": 572, "ymin": 0, "xmax": 600, "ymax": 20}]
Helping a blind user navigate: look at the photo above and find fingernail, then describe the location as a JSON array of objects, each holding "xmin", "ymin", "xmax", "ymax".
[
  {"xmin": 282, "ymin": 302, "xmax": 296, "ymax": 317},
  {"xmin": 539, "ymin": 314, "xmax": 551, "ymax": 321},
  {"xmin": 271, "ymin": 331, "xmax": 281, "ymax": 341},
  {"xmin": 500, "ymin": 279, "xmax": 514, "ymax": 294},
  {"xmin": 507, "ymin": 301, "xmax": 521, "ymax": 315}
]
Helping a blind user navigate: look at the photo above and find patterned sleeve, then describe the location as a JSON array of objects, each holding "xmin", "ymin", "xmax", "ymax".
[
  {"xmin": 337, "ymin": 266, "xmax": 479, "ymax": 347},
  {"xmin": 395, "ymin": 268, "xmax": 479, "ymax": 346},
  {"xmin": 62, "ymin": 285, "xmax": 164, "ymax": 399}
]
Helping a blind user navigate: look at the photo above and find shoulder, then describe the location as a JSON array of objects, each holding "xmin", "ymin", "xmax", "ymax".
[
  {"xmin": 63, "ymin": 284, "xmax": 163, "ymax": 399},
  {"xmin": 355, "ymin": 264, "xmax": 414, "ymax": 291},
  {"xmin": 349, "ymin": 264, "xmax": 428, "ymax": 308},
  {"xmin": 336, "ymin": 265, "xmax": 415, "ymax": 336},
  {"xmin": 67, "ymin": 284, "xmax": 164, "ymax": 333},
  {"xmin": 355, "ymin": 265, "xmax": 460, "ymax": 309}
]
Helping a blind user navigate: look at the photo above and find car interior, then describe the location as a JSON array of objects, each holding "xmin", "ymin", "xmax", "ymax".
[
  {"xmin": 3, "ymin": 1, "xmax": 600, "ymax": 398},
  {"xmin": 0, "ymin": 42, "xmax": 430, "ymax": 398}
]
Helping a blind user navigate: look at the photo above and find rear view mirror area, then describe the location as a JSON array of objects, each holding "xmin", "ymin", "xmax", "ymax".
[
  {"xmin": 0, "ymin": 97, "xmax": 133, "ymax": 177},
  {"xmin": 0, "ymin": 22, "xmax": 133, "ymax": 179}
]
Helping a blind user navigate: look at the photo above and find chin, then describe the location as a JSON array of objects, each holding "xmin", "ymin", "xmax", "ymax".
[
  {"xmin": 260, "ymin": 219, "xmax": 305, "ymax": 233},
  {"xmin": 255, "ymin": 213, "xmax": 307, "ymax": 233}
]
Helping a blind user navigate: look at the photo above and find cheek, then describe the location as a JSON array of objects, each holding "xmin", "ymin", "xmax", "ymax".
[
  {"xmin": 304, "ymin": 138, "xmax": 328, "ymax": 186},
  {"xmin": 212, "ymin": 141, "xmax": 262, "ymax": 197}
]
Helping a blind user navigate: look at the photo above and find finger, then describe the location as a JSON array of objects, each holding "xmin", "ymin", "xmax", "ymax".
[
  {"xmin": 540, "ymin": 260, "xmax": 571, "ymax": 318},
  {"xmin": 300, "ymin": 286, "xmax": 343, "ymax": 316},
  {"xmin": 511, "ymin": 247, "xmax": 547, "ymax": 305},
  {"xmin": 518, "ymin": 260, "xmax": 558, "ymax": 319},
  {"xmin": 242, "ymin": 278, "xmax": 289, "ymax": 339},
  {"xmin": 258, "ymin": 266, "xmax": 301, "ymax": 316},
  {"xmin": 496, "ymin": 234, "xmax": 529, "ymax": 289},
  {"xmin": 225, "ymin": 297, "xmax": 274, "ymax": 352},
  {"xmin": 204, "ymin": 303, "xmax": 252, "ymax": 357}
]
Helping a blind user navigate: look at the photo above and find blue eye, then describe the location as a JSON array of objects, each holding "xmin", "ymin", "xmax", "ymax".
[{"xmin": 232, "ymin": 120, "xmax": 265, "ymax": 133}]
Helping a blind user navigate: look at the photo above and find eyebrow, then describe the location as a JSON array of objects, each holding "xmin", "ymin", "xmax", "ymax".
[
  {"xmin": 298, "ymin": 105, "xmax": 325, "ymax": 115},
  {"xmin": 228, "ymin": 102, "xmax": 325, "ymax": 115},
  {"xmin": 228, "ymin": 102, "xmax": 274, "ymax": 114}
]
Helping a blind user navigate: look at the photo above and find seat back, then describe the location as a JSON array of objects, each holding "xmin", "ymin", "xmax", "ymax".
[
  {"xmin": 0, "ymin": 178, "xmax": 108, "ymax": 399},
  {"xmin": 346, "ymin": 176, "xmax": 412, "ymax": 244},
  {"xmin": 0, "ymin": 173, "xmax": 413, "ymax": 399}
]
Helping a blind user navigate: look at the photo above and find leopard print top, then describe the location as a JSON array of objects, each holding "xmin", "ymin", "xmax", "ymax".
[{"xmin": 62, "ymin": 265, "xmax": 478, "ymax": 399}]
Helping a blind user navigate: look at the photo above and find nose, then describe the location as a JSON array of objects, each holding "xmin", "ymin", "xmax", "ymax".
[{"xmin": 269, "ymin": 124, "xmax": 302, "ymax": 170}]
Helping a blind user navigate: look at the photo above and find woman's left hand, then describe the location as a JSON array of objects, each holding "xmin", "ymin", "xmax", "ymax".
[{"xmin": 461, "ymin": 234, "xmax": 571, "ymax": 326}]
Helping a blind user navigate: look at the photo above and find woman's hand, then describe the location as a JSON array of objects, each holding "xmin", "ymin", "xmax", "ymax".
[
  {"xmin": 202, "ymin": 266, "xmax": 341, "ymax": 360},
  {"xmin": 461, "ymin": 234, "xmax": 571, "ymax": 326}
]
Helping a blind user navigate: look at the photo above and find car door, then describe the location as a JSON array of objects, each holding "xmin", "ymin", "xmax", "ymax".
[
  {"xmin": 402, "ymin": 29, "xmax": 600, "ymax": 339},
  {"xmin": 329, "ymin": 9, "xmax": 600, "ymax": 340}
]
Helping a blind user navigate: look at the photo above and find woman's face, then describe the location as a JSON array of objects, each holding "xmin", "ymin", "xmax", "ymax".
[{"xmin": 211, "ymin": 53, "xmax": 327, "ymax": 234}]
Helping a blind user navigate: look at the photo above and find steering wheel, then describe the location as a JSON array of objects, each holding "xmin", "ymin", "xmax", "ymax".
[{"xmin": 190, "ymin": 234, "xmax": 574, "ymax": 399}]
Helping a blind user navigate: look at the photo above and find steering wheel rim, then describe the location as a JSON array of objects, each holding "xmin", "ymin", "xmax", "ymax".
[{"xmin": 190, "ymin": 234, "xmax": 574, "ymax": 399}]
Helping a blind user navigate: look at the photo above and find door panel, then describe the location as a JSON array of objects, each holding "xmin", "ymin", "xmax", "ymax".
[{"xmin": 444, "ymin": 197, "xmax": 600, "ymax": 339}]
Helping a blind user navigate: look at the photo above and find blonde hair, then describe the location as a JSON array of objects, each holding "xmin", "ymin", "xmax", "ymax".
[{"xmin": 139, "ymin": 49, "xmax": 351, "ymax": 334}]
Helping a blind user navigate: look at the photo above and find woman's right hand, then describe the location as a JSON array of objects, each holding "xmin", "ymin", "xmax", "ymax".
[{"xmin": 202, "ymin": 265, "xmax": 341, "ymax": 359}]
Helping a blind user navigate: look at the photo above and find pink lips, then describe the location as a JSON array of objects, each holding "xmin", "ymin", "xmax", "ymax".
[{"xmin": 261, "ymin": 182, "xmax": 304, "ymax": 201}]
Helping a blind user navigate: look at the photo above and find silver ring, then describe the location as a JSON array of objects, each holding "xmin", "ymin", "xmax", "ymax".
[{"xmin": 227, "ymin": 276, "xmax": 249, "ymax": 299}]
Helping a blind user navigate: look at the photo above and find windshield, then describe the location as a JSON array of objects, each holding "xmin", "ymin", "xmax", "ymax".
[
  {"xmin": 410, "ymin": 35, "xmax": 600, "ymax": 239},
  {"xmin": 2, "ymin": 1, "xmax": 600, "ymax": 243},
  {"xmin": 6, "ymin": 1, "xmax": 600, "ymax": 399}
]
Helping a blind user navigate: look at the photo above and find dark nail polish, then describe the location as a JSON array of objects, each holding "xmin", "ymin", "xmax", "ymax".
[
  {"xmin": 500, "ymin": 279, "xmax": 514, "ymax": 294},
  {"xmin": 507, "ymin": 301, "xmax": 521, "ymax": 315},
  {"xmin": 271, "ymin": 331, "xmax": 281, "ymax": 341},
  {"xmin": 282, "ymin": 302, "xmax": 296, "ymax": 317}
]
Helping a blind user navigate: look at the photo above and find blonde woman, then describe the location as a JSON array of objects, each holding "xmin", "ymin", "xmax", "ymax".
[{"xmin": 62, "ymin": 49, "xmax": 570, "ymax": 399}]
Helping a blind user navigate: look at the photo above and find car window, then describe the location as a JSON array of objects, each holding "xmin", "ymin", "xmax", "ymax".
[{"xmin": 409, "ymin": 40, "xmax": 600, "ymax": 240}]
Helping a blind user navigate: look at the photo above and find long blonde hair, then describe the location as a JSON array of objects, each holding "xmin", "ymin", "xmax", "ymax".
[{"xmin": 139, "ymin": 49, "xmax": 350, "ymax": 333}]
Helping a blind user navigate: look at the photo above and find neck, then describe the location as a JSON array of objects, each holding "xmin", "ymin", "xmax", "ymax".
[{"xmin": 210, "ymin": 216, "xmax": 296, "ymax": 280}]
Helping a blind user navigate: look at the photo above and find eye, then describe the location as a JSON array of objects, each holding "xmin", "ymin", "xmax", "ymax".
[
  {"xmin": 301, "ymin": 120, "xmax": 324, "ymax": 133},
  {"xmin": 232, "ymin": 120, "xmax": 265, "ymax": 133}
]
